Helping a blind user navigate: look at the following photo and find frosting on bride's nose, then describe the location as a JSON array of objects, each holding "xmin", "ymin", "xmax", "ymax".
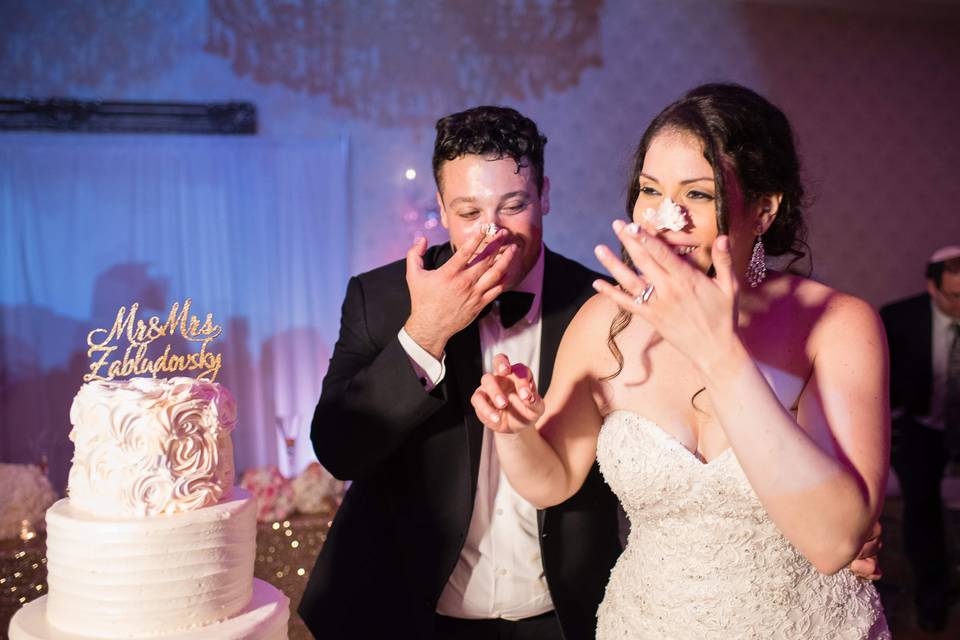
[{"xmin": 641, "ymin": 197, "xmax": 690, "ymax": 232}]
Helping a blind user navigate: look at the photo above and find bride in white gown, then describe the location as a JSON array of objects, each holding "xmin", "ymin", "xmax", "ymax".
[{"xmin": 470, "ymin": 84, "xmax": 890, "ymax": 638}]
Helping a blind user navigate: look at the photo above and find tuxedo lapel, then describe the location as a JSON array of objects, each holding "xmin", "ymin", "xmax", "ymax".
[
  {"xmin": 913, "ymin": 294, "xmax": 934, "ymax": 402},
  {"xmin": 536, "ymin": 249, "xmax": 583, "ymax": 534},
  {"xmin": 425, "ymin": 242, "xmax": 455, "ymax": 270},
  {"xmin": 886, "ymin": 293, "xmax": 935, "ymax": 415},
  {"xmin": 424, "ymin": 241, "xmax": 486, "ymax": 498},
  {"xmin": 538, "ymin": 248, "xmax": 578, "ymax": 397},
  {"xmin": 445, "ymin": 314, "xmax": 486, "ymax": 501}
]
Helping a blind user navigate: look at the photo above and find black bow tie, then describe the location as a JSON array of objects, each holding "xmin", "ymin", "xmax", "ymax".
[{"xmin": 479, "ymin": 291, "xmax": 535, "ymax": 329}]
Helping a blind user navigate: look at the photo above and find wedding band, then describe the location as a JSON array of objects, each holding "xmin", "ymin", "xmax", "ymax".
[{"xmin": 634, "ymin": 283, "xmax": 655, "ymax": 305}]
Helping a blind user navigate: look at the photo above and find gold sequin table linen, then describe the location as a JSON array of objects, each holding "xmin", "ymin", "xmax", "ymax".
[{"xmin": 1, "ymin": 512, "xmax": 333, "ymax": 640}]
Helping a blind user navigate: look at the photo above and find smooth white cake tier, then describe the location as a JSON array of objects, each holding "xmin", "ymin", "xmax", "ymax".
[
  {"xmin": 42, "ymin": 491, "xmax": 257, "ymax": 637},
  {"xmin": 9, "ymin": 578, "xmax": 289, "ymax": 640},
  {"xmin": 68, "ymin": 377, "xmax": 237, "ymax": 518}
]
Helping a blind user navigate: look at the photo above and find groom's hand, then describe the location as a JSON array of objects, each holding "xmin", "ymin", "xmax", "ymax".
[
  {"xmin": 404, "ymin": 230, "xmax": 517, "ymax": 359},
  {"xmin": 848, "ymin": 521, "xmax": 883, "ymax": 581}
]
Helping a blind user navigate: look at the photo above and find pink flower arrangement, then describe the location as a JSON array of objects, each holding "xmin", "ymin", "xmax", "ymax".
[
  {"xmin": 292, "ymin": 462, "xmax": 344, "ymax": 514},
  {"xmin": 239, "ymin": 465, "xmax": 295, "ymax": 522},
  {"xmin": 0, "ymin": 464, "xmax": 58, "ymax": 539}
]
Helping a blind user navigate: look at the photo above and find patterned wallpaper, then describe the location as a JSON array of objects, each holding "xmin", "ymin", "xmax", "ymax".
[{"xmin": 2, "ymin": 0, "xmax": 959, "ymax": 307}]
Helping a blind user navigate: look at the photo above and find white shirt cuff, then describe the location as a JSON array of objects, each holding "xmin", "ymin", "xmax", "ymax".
[{"xmin": 398, "ymin": 327, "xmax": 446, "ymax": 391}]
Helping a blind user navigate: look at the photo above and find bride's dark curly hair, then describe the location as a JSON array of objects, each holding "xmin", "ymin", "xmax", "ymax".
[{"xmin": 605, "ymin": 83, "xmax": 810, "ymax": 381}]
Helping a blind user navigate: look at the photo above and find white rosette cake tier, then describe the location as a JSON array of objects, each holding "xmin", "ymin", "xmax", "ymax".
[
  {"xmin": 9, "ymin": 377, "xmax": 289, "ymax": 640},
  {"xmin": 67, "ymin": 377, "xmax": 238, "ymax": 518}
]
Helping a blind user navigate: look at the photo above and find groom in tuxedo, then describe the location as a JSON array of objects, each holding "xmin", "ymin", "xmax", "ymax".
[{"xmin": 298, "ymin": 106, "xmax": 622, "ymax": 639}]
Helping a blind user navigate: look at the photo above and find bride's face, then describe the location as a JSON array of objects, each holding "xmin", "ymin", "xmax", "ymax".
[{"xmin": 632, "ymin": 130, "xmax": 767, "ymax": 278}]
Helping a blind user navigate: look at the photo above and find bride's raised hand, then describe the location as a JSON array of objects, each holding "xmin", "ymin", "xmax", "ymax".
[
  {"xmin": 471, "ymin": 353, "xmax": 545, "ymax": 433},
  {"xmin": 592, "ymin": 220, "xmax": 741, "ymax": 371}
]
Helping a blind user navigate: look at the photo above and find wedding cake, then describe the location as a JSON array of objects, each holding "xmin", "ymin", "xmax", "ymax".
[{"xmin": 9, "ymin": 377, "xmax": 290, "ymax": 639}]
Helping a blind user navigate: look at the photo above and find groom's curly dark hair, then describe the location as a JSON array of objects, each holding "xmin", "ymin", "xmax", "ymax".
[{"xmin": 432, "ymin": 105, "xmax": 547, "ymax": 195}]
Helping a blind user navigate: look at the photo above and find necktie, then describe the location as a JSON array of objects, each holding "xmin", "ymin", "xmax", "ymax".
[
  {"xmin": 946, "ymin": 323, "xmax": 960, "ymax": 458},
  {"xmin": 479, "ymin": 291, "xmax": 535, "ymax": 329}
]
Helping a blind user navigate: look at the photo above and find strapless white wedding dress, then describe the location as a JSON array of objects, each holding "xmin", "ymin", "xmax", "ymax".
[{"xmin": 595, "ymin": 367, "xmax": 890, "ymax": 639}]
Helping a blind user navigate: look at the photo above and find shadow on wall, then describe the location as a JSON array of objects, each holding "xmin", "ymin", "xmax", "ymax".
[{"xmin": 1, "ymin": 263, "xmax": 330, "ymax": 493}]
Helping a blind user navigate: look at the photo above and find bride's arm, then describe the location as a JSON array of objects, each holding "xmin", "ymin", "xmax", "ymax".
[
  {"xmin": 700, "ymin": 296, "xmax": 889, "ymax": 575},
  {"xmin": 471, "ymin": 295, "xmax": 609, "ymax": 509},
  {"xmin": 593, "ymin": 225, "xmax": 889, "ymax": 575}
]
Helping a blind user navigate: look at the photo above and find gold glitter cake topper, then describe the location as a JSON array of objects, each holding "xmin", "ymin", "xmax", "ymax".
[{"xmin": 84, "ymin": 298, "xmax": 223, "ymax": 382}]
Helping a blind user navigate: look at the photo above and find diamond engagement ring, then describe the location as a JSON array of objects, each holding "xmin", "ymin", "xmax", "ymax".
[{"xmin": 634, "ymin": 283, "xmax": 655, "ymax": 305}]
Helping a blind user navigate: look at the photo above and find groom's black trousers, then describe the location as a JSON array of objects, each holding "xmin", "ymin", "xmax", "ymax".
[{"xmin": 434, "ymin": 611, "xmax": 563, "ymax": 640}]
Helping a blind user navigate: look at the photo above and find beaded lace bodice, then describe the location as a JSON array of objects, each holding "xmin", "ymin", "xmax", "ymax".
[{"xmin": 595, "ymin": 368, "xmax": 889, "ymax": 639}]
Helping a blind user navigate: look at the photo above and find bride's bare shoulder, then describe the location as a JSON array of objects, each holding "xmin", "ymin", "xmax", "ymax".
[
  {"xmin": 559, "ymin": 293, "xmax": 656, "ymax": 375},
  {"xmin": 769, "ymin": 273, "xmax": 882, "ymax": 345},
  {"xmin": 558, "ymin": 294, "xmax": 617, "ymax": 357},
  {"xmin": 574, "ymin": 291, "xmax": 619, "ymax": 323},
  {"xmin": 567, "ymin": 291, "xmax": 651, "ymax": 338}
]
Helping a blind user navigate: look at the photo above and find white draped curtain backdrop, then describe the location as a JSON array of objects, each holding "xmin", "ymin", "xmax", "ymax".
[{"xmin": 0, "ymin": 133, "xmax": 350, "ymax": 492}]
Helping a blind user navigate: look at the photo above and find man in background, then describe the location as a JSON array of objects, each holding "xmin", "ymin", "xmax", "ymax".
[{"xmin": 882, "ymin": 245, "xmax": 960, "ymax": 633}]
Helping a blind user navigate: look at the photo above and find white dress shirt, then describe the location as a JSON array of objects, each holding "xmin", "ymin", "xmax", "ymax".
[
  {"xmin": 398, "ymin": 246, "xmax": 553, "ymax": 620},
  {"xmin": 918, "ymin": 301, "xmax": 959, "ymax": 430}
]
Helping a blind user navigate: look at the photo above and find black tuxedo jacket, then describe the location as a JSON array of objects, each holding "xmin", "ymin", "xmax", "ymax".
[
  {"xmin": 880, "ymin": 293, "xmax": 933, "ymax": 424},
  {"xmin": 299, "ymin": 245, "xmax": 622, "ymax": 639}
]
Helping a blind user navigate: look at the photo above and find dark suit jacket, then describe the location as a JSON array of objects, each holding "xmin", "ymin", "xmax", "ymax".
[
  {"xmin": 298, "ymin": 245, "xmax": 622, "ymax": 639},
  {"xmin": 880, "ymin": 293, "xmax": 933, "ymax": 425}
]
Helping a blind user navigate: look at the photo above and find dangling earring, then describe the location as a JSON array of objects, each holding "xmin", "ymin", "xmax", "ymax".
[{"xmin": 747, "ymin": 235, "xmax": 766, "ymax": 288}]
